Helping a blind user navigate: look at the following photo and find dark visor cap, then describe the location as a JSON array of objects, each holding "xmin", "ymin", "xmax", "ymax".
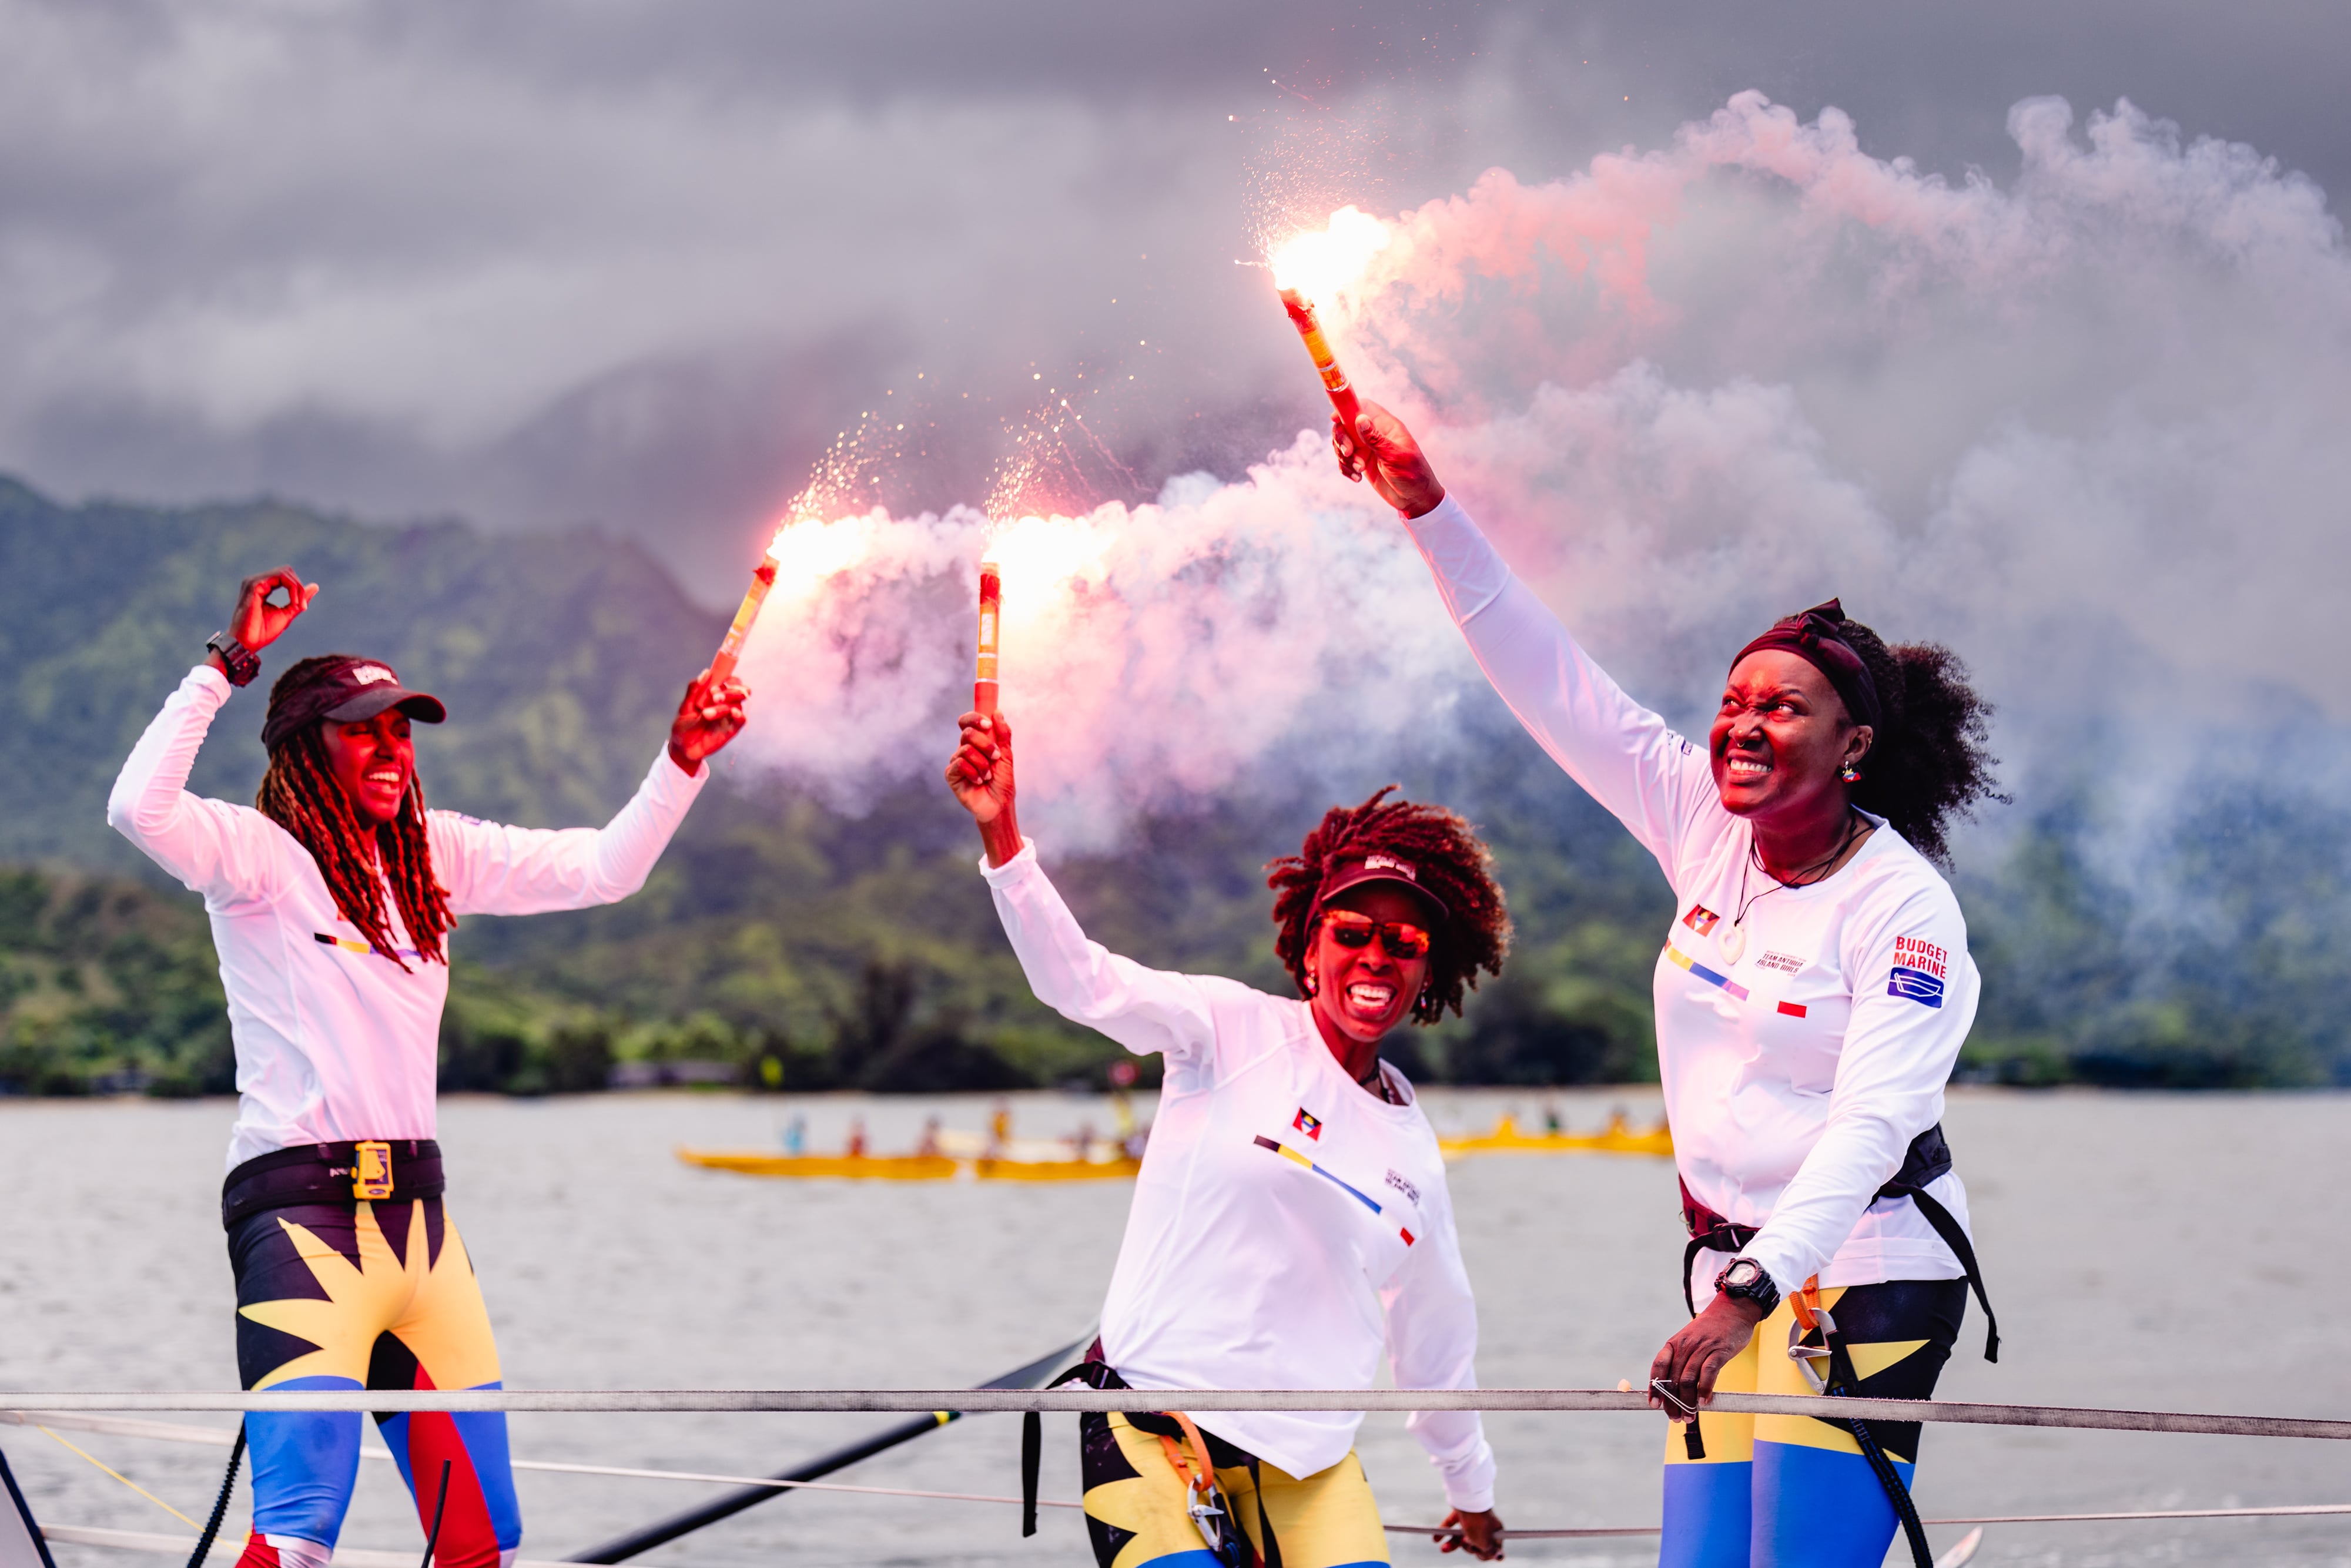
[
  {"xmin": 262, "ymin": 655, "xmax": 447, "ymax": 752},
  {"xmin": 1311, "ymin": 853, "xmax": 1451, "ymax": 922}
]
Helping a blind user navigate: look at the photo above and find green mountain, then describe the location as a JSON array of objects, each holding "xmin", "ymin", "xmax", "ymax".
[{"xmin": 1, "ymin": 473, "xmax": 2343, "ymax": 1097}]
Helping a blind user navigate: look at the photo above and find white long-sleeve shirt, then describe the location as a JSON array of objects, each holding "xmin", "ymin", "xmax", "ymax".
[
  {"xmin": 108, "ymin": 664, "xmax": 708, "ymax": 1169},
  {"xmin": 1400, "ymin": 496, "xmax": 1977, "ymax": 1298},
  {"xmin": 982, "ymin": 842, "xmax": 1497, "ymax": 1512}
]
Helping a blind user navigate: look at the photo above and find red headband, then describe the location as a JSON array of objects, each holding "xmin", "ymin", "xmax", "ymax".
[{"xmin": 1730, "ymin": 598, "xmax": 1883, "ymax": 733}]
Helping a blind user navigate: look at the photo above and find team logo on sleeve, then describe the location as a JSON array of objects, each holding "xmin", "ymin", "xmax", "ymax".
[
  {"xmin": 1292, "ymin": 1108, "xmax": 1324, "ymax": 1140},
  {"xmin": 1682, "ymin": 904, "xmax": 1722, "ymax": 934},
  {"xmin": 1889, "ymin": 936, "xmax": 1950, "ymax": 1007}
]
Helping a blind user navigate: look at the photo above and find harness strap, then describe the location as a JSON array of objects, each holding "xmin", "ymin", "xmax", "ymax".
[
  {"xmin": 1880, "ymin": 1181, "xmax": 2000, "ymax": 1363},
  {"xmin": 1819, "ymin": 1328, "xmax": 1934, "ymax": 1568},
  {"xmin": 1023, "ymin": 1356, "xmax": 1279, "ymax": 1568},
  {"xmin": 1245, "ymin": 1455, "xmax": 1282, "ymax": 1568},
  {"xmin": 1021, "ymin": 1363, "xmax": 1101, "ymax": 1537},
  {"xmin": 1680, "ymin": 1124, "xmax": 2000, "ymax": 1365}
]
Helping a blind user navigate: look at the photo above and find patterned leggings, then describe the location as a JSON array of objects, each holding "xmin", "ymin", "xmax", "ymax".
[
  {"xmin": 1660, "ymin": 1276, "xmax": 1968, "ymax": 1567},
  {"xmin": 227, "ymin": 1198, "xmax": 520, "ymax": 1568},
  {"xmin": 1078, "ymin": 1410, "xmax": 1390, "ymax": 1568}
]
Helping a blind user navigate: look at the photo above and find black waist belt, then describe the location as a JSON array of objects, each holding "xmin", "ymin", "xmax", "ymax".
[
  {"xmin": 222, "ymin": 1140, "xmax": 444, "ymax": 1229},
  {"xmin": 1677, "ymin": 1121, "xmax": 1998, "ymax": 1362}
]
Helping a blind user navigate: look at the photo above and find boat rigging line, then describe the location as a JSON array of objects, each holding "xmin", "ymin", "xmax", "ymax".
[
  {"xmin": 564, "ymin": 1329, "xmax": 1093, "ymax": 1562},
  {"xmin": 11, "ymin": 1388, "xmax": 2351, "ymax": 1444},
  {"xmin": 19, "ymin": 1402, "xmax": 2351, "ymax": 1550}
]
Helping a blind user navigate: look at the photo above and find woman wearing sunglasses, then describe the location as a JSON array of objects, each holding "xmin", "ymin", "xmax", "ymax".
[
  {"xmin": 948, "ymin": 711, "xmax": 1511, "ymax": 1565},
  {"xmin": 1328, "ymin": 404, "xmax": 2002, "ymax": 1568}
]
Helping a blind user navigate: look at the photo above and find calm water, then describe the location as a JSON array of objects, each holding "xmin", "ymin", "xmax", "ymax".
[{"xmin": 3, "ymin": 1088, "xmax": 2348, "ymax": 1567}]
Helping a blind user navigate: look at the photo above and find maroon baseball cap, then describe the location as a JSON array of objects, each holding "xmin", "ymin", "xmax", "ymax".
[
  {"xmin": 1311, "ymin": 852, "xmax": 1450, "ymax": 920},
  {"xmin": 262, "ymin": 655, "xmax": 447, "ymax": 751}
]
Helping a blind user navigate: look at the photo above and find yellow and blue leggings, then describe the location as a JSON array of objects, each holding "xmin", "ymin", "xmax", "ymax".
[
  {"xmin": 1661, "ymin": 1277, "xmax": 1966, "ymax": 1568},
  {"xmin": 1078, "ymin": 1410, "xmax": 1389, "ymax": 1568},
  {"xmin": 227, "ymin": 1198, "xmax": 519, "ymax": 1568}
]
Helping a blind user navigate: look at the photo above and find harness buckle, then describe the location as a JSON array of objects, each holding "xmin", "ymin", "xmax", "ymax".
[
  {"xmin": 351, "ymin": 1141, "xmax": 394, "ymax": 1201},
  {"xmin": 1787, "ymin": 1311, "xmax": 1838, "ymax": 1393}
]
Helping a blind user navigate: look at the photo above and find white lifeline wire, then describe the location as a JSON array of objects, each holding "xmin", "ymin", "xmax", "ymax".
[
  {"xmin": 12, "ymin": 1409, "xmax": 2351, "ymax": 1537},
  {"xmin": 9, "ymin": 1388, "xmax": 2351, "ymax": 1442},
  {"xmin": 0, "ymin": 1412, "xmax": 1087, "ymax": 1511}
]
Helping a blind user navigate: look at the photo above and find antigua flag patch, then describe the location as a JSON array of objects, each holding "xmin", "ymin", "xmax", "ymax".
[
  {"xmin": 1292, "ymin": 1108, "xmax": 1324, "ymax": 1140},
  {"xmin": 1888, "ymin": 967, "xmax": 1946, "ymax": 1007},
  {"xmin": 1682, "ymin": 904, "xmax": 1722, "ymax": 935}
]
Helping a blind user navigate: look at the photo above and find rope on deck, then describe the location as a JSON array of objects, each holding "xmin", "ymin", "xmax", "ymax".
[{"xmin": 7, "ymin": 1389, "xmax": 2351, "ymax": 1441}]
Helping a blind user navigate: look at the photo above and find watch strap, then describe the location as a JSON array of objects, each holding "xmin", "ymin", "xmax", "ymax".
[
  {"xmin": 206, "ymin": 631, "xmax": 262, "ymax": 688},
  {"xmin": 1713, "ymin": 1256, "xmax": 1781, "ymax": 1315}
]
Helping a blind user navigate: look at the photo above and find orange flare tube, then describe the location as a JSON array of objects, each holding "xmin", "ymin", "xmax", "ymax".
[
  {"xmin": 974, "ymin": 561, "xmax": 1002, "ymax": 716},
  {"xmin": 1278, "ymin": 287, "xmax": 1363, "ymax": 433},
  {"xmin": 708, "ymin": 557, "xmax": 778, "ymax": 686}
]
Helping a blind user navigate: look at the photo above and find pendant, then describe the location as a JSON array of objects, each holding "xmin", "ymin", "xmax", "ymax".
[{"xmin": 1719, "ymin": 922, "xmax": 1747, "ymax": 964}]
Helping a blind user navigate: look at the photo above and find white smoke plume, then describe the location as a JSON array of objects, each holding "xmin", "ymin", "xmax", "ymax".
[{"xmin": 729, "ymin": 91, "xmax": 2349, "ymax": 847}]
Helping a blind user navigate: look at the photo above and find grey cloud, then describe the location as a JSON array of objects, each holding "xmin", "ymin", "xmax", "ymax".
[{"xmin": 1, "ymin": 0, "xmax": 2346, "ymax": 602}]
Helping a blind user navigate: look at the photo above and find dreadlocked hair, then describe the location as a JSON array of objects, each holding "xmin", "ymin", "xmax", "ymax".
[
  {"xmin": 255, "ymin": 716, "xmax": 454, "ymax": 971},
  {"xmin": 1828, "ymin": 617, "xmax": 2005, "ymax": 866},
  {"xmin": 1266, "ymin": 786, "xmax": 1511, "ymax": 1026}
]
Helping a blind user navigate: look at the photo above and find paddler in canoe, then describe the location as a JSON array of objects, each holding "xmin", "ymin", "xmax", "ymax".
[{"xmin": 947, "ymin": 709, "xmax": 1513, "ymax": 1563}]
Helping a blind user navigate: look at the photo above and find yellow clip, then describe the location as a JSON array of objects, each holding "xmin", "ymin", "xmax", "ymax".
[{"xmin": 351, "ymin": 1140, "xmax": 394, "ymax": 1201}]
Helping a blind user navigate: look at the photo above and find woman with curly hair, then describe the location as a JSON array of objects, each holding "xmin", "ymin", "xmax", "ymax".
[
  {"xmin": 947, "ymin": 711, "xmax": 1510, "ymax": 1565},
  {"xmin": 108, "ymin": 567, "xmax": 747, "ymax": 1568},
  {"xmin": 1331, "ymin": 406, "xmax": 2002, "ymax": 1568}
]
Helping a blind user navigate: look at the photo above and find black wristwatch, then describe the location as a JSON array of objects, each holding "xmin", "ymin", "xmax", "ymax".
[
  {"xmin": 1714, "ymin": 1257, "xmax": 1781, "ymax": 1316},
  {"xmin": 205, "ymin": 631, "xmax": 262, "ymax": 688}
]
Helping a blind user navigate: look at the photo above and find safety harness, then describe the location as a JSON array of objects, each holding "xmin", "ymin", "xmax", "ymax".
[
  {"xmin": 1676, "ymin": 1124, "xmax": 2000, "ymax": 1568},
  {"xmin": 1679, "ymin": 1123, "xmax": 1998, "ymax": 1359},
  {"xmin": 1022, "ymin": 1346, "xmax": 1281, "ymax": 1568}
]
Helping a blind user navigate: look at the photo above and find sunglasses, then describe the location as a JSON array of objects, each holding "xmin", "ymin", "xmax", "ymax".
[{"xmin": 1318, "ymin": 909, "xmax": 1434, "ymax": 959}]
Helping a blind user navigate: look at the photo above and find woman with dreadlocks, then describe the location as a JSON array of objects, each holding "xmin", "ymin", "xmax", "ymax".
[
  {"xmin": 1330, "ymin": 406, "xmax": 2002, "ymax": 1568},
  {"xmin": 107, "ymin": 567, "xmax": 748, "ymax": 1568},
  {"xmin": 947, "ymin": 709, "xmax": 1511, "ymax": 1566}
]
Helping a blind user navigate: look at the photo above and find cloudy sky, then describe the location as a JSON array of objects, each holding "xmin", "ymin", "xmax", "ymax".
[{"xmin": 5, "ymin": 0, "xmax": 2346, "ymax": 599}]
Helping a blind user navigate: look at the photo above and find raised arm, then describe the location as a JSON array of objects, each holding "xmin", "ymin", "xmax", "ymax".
[
  {"xmin": 431, "ymin": 670, "xmax": 745, "ymax": 916},
  {"xmin": 1336, "ymin": 404, "xmax": 1716, "ymax": 872},
  {"xmin": 950, "ymin": 709, "xmax": 1220, "ymax": 1067},
  {"xmin": 1382, "ymin": 1177, "xmax": 1503, "ymax": 1559},
  {"xmin": 107, "ymin": 567, "xmax": 320, "ymax": 903}
]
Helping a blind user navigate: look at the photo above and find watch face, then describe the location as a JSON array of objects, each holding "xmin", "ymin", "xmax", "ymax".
[{"xmin": 1727, "ymin": 1261, "xmax": 1760, "ymax": 1287}]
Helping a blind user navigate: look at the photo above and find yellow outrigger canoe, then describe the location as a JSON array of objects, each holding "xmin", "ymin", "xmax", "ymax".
[
  {"xmin": 1438, "ymin": 1113, "xmax": 1673, "ymax": 1159},
  {"xmin": 675, "ymin": 1148, "xmax": 1138, "ymax": 1182},
  {"xmin": 678, "ymin": 1150, "xmax": 962, "ymax": 1181}
]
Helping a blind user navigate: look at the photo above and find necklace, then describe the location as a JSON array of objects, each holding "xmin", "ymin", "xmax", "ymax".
[
  {"xmin": 1358, "ymin": 1061, "xmax": 1396, "ymax": 1103},
  {"xmin": 1722, "ymin": 810, "xmax": 1864, "ymax": 963}
]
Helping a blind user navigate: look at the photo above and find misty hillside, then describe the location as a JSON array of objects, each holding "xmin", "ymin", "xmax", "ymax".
[{"xmin": 1, "ymin": 476, "xmax": 2342, "ymax": 1097}]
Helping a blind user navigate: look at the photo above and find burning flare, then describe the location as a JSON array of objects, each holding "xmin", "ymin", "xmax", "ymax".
[
  {"xmin": 1267, "ymin": 206, "xmax": 1391, "ymax": 303},
  {"xmin": 706, "ymin": 538, "xmax": 782, "ymax": 686},
  {"xmin": 974, "ymin": 559, "xmax": 1002, "ymax": 716},
  {"xmin": 1268, "ymin": 206, "xmax": 1393, "ymax": 434}
]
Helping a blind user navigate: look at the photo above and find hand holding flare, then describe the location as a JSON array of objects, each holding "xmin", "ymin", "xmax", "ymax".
[
  {"xmin": 946, "ymin": 709, "xmax": 1020, "ymax": 867},
  {"xmin": 668, "ymin": 534, "xmax": 772, "ymax": 774},
  {"xmin": 951, "ymin": 557, "xmax": 1020, "ymax": 863},
  {"xmin": 1329, "ymin": 396, "xmax": 1449, "ymax": 520}
]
